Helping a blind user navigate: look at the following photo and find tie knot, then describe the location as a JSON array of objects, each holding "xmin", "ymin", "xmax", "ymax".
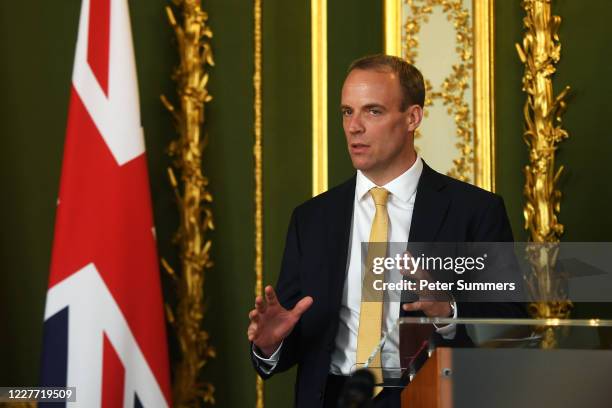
[{"xmin": 370, "ymin": 187, "xmax": 389, "ymax": 206}]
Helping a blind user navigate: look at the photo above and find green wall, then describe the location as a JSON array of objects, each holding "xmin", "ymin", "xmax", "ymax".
[
  {"xmin": 193, "ymin": 1, "xmax": 256, "ymax": 405},
  {"xmin": 0, "ymin": 0, "xmax": 79, "ymax": 386},
  {"xmin": 261, "ymin": 1, "xmax": 311, "ymax": 405},
  {"xmin": 554, "ymin": 0, "xmax": 612, "ymax": 241},
  {"xmin": 327, "ymin": 0, "xmax": 384, "ymax": 186},
  {"xmin": 493, "ymin": 0, "xmax": 526, "ymax": 238},
  {"xmin": 1, "ymin": 1, "xmax": 612, "ymax": 407}
]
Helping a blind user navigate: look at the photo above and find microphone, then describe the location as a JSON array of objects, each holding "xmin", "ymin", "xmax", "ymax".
[{"xmin": 337, "ymin": 368, "xmax": 375, "ymax": 408}]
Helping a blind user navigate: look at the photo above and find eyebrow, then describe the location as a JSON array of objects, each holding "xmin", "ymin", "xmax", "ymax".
[
  {"xmin": 363, "ymin": 103, "xmax": 385, "ymax": 110},
  {"xmin": 339, "ymin": 103, "xmax": 386, "ymax": 110}
]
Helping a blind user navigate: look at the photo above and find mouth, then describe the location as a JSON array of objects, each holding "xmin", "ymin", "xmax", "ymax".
[{"xmin": 350, "ymin": 143, "xmax": 370, "ymax": 153}]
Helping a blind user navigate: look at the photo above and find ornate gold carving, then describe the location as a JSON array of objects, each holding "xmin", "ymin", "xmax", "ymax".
[
  {"xmin": 516, "ymin": 0, "xmax": 572, "ymax": 346},
  {"xmin": 253, "ymin": 0, "xmax": 265, "ymax": 406},
  {"xmin": 311, "ymin": 0, "xmax": 328, "ymax": 195},
  {"xmin": 160, "ymin": 0, "xmax": 215, "ymax": 404},
  {"xmin": 403, "ymin": 0, "xmax": 475, "ymax": 182}
]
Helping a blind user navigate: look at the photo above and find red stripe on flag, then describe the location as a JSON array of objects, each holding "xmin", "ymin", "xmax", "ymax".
[
  {"xmin": 88, "ymin": 0, "xmax": 111, "ymax": 95},
  {"xmin": 102, "ymin": 334, "xmax": 125, "ymax": 408}
]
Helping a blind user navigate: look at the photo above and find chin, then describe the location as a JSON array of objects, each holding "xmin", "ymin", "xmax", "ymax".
[
  {"xmin": 349, "ymin": 152, "xmax": 370, "ymax": 166},
  {"xmin": 350, "ymin": 158, "xmax": 369, "ymax": 171}
]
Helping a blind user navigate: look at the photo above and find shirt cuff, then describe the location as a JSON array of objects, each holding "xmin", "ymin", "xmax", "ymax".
[
  {"xmin": 252, "ymin": 342, "xmax": 283, "ymax": 375},
  {"xmin": 433, "ymin": 301, "xmax": 457, "ymax": 340}
]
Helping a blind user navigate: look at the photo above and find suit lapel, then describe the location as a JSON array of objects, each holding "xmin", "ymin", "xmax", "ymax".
[
  {"xmin": 327, "ymin": 175, "xmax": 356, "ymax": 310},
  {"xmin": 409, "ymin": 161, "xmax": 450, "ymax": 243}
]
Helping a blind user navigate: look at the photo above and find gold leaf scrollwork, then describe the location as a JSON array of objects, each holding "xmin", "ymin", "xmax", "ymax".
[
  {"xmin": 161, "ymin": 0, "xmax": 216, "ymax": 405},
  {"xmin": 403, "ymin": 0, "xmax": 474, "ymax": 182},
  {"xmin": 516, "ymin": 0, "xmax": 572, "ymax": 347}
]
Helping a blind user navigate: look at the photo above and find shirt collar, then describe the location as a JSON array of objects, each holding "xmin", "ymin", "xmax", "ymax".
[{"xmin": 355, "ymin": 156, "xmax": 423, "ymax": 203}]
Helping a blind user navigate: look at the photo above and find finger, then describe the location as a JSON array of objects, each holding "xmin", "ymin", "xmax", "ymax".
[
  {"xmin": 247, "ymin": 326, "xmax": 255, "ymax": 341},
  {"xmin": 402, "ymin": 301, "xmax": 422, "ymax": 312},
  {"xmin": 247, "ymin": 322, "xmax": 258, "ymax": 341},
  {"xmin": 248, "ymin": 309, "xmax": 259, "ymax": 322},
  {"xmin": 255, "ymin": 296, "xmax": 266, "ymax": 313},
  {"xmin": 291, "ymin": 296, "xmax": 314, "ymax": 317},
  {"xmin": 265, "ymin": 285, "xmax": 279, "ymax": 306}
]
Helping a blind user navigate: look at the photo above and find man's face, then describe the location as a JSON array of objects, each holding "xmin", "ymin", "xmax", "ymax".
[{"xmin": 341, "ymin": 69, "xmax": 422, "ymax": 183}]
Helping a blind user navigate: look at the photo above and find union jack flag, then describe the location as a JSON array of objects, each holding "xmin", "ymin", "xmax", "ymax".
[{"xmin": 41, "ymin": 0, "xmax": 171, "ymax": 406}]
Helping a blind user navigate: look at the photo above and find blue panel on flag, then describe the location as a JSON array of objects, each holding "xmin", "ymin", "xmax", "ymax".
[
  {"xmin": 40, "ymin": 306, "xmax": 69, "ymax": 390},
  {"xmin": 134, "ymin": 393, "xmax": 143, "ymax": 408}
]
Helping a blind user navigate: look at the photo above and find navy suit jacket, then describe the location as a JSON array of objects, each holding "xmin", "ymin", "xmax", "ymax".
[{"xmin": 251, "ymin": 162, "xmax": 525, "ymax": 407}]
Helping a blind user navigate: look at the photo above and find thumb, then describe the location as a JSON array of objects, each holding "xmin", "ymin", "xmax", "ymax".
[{"xmin": 291, "ymin": 296, "xmax": 313, "ymax": 317}]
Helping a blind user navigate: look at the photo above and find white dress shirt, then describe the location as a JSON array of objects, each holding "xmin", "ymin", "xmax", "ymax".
[{"xmin": 254, "ymin": 156, "xmax": 456, "ymax": 375}]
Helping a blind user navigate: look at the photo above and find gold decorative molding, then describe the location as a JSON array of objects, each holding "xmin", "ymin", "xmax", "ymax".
[
  {"xmin": 0, "ymin": 402, "xmax": 37, "ymax": 408},
  {"xmin": 384, "ymin": 0, "xmax": 495, "ymax": 191},
  {"xmin": 473, "ymin": 0, "xmax": 495, "ymax": 191},
  {"xmin": 253, "ymin": 0, "xmax": 265, "ymax": 406},
  {"xmin": 253, "ymin": 0, "xmax": 263, "ymax": 323},
  {"xmin": 311, "ymin": 0, "xmax": 328, "ymax": 196},
  {"xmin": 516, "ymin": 0, "xmax": 571, "ymax": 345},
  {"xmin": 160, "ymin": 0, "xmax": 215, "ymax": 405},
  {"xmin": 384, "ymin": 0, "xmax": 402, "ymax": 56}
]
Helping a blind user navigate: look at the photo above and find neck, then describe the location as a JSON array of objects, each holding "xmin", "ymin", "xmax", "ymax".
[{"xmin": 363, "ymin": 151, "xmax": 417, "ymax": 186}]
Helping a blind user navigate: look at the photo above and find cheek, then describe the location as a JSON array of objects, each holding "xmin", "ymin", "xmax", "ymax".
[
  {"xmin": 388, "ymin": 121, "xmax": 409, "ymax": 145},
  {"xmin": 369, "ymin": 122, "xmax": 394, "ymax": 148},
  {"xmin": 342, "ymin": 118, "xmax": 351, "ymax": 134}
]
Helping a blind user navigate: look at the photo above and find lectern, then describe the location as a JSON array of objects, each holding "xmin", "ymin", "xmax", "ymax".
[{"xmin": 395, "ymin": 317, "xmax": 612, "ymax": 408}]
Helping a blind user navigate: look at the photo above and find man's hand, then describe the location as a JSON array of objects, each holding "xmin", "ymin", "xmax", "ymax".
[
  {"xmin": 401, "ymin": 250, "xmax": 453, "ymax": 318},
  {"xmin": 402, "ymin": 301, "xmax": 452, "ymax": 317},
  {"xmin": 247, "ymin": 285, "xmax": 313, "ymax": 358}
]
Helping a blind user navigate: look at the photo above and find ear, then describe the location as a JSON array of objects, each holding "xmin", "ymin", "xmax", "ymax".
[{"xmin": 406, "ymin": 105, "xmax": 423, "ymax": 132}]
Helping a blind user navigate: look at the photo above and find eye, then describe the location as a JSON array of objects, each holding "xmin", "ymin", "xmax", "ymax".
[
  {"xmin": 369, "ymin": 108, "xmax": 382, "ymax": 116},
  {"xmin": 341, "ymin": 108, "xmax": 352, "ymax": 117}
]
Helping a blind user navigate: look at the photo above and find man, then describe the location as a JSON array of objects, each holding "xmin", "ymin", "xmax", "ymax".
[{"xmin": 247, "ymin": 54, "xmax": 524, "ymax": 407}]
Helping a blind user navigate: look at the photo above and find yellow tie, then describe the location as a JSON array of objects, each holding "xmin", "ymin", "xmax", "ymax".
[{"xmin": 356, "ymin": 187, "xmax": 389, "ymax": 396}]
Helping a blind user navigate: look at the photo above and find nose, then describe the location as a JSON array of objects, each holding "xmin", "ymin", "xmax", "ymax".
[{"xmin": 347, "ymin": 112, "xmax": 364, "ymax": 135}]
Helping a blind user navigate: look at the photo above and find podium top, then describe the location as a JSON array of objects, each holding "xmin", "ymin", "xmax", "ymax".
[
  {"xmin": 397, "ymin": 316, "xmax": 612, "ymax": 352},
  {"xmin": 350, "ymin": 316, "xmax": 612, "ymax": 394},
  {"xmin": 398, "ymin": 316, "xmax": 612, "ymax": 327}
]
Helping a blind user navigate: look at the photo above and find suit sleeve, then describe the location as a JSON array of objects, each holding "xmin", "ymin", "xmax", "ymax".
[
  {"xmin": 459, "ymin": 195, "xmax": 528, "ymax": 319},
  {"xmin": 250, "ymin": 209, "xmax": 304, "ymax": 379},
  {"xmin": 472, "ymin": 194, "xmax": 513, "ymax": 242}
]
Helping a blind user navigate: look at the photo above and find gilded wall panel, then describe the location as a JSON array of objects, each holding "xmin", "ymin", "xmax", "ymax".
[{"xmin": 386, "ymin": 0, "xmax": 495, "ymax": 190}]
